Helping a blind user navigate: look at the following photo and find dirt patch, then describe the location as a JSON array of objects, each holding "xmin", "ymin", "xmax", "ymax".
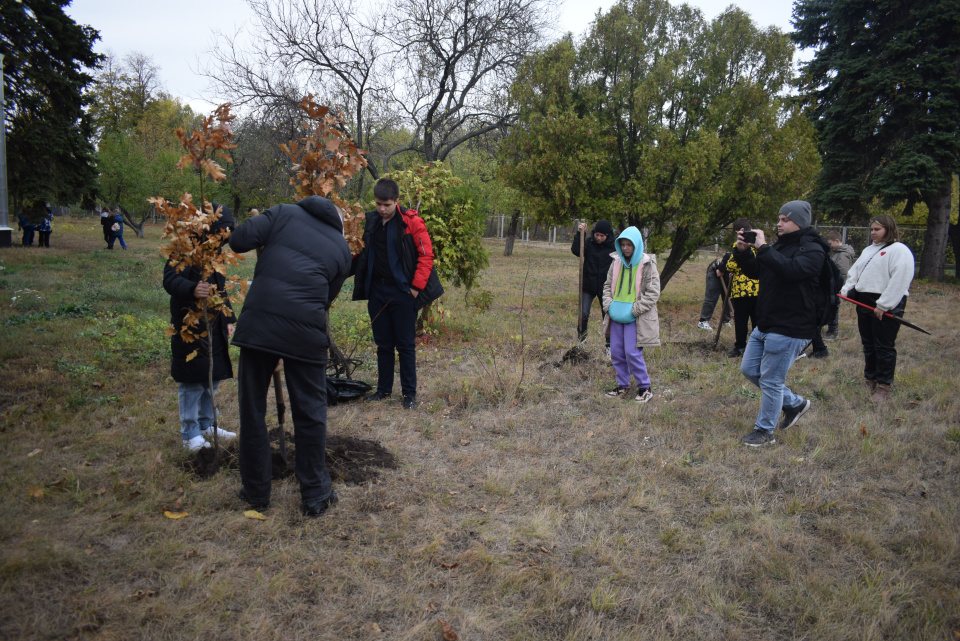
[
  {"xmin": 556, "ymin": 344, "xmax": 591, "ymax": 366},
  {"xmin": 185, "ymin": 432, "xmax": 397, "ymax": 484}
]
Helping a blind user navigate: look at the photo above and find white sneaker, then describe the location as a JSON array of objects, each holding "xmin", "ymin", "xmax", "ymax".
[
  {"xmin": 183, "ymin": 435, "xmax": 211, "ymax": 451},
  {"xmin": 722, "ymin": 322, "xmax": 732, "ymax": 328},
  {"xmin": 201, "ymin": 426, "xmax": 237, "ymax": 441},
  {"xmin": 605, "ymin": 346, "xmax": 611, "ymax": 358},
  {"xmin": 697, "ymin": 321, "xmax": 713, "ymax": 330}
]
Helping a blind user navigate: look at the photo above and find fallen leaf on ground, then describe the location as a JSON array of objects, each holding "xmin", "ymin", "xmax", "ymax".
[
  {"xmin": 448, "ymin": 490, "xmax": 460, "ymax": 496},
  {"xmin": 860, "ymin": 425, "xmax": 869, "ymax": 437},
  {"xmin": 587, "ymin": 431, "xmax": 594, "ymax": 438},
  {"xmin": 364, "ymin": 622, "xmax": 382, "ymax": 634},
  {"xmin": 28, "ymin": 486, "xmax": 44, "ymax": 498},
  {"xmin": 424, "ymin": 602, "xmax": 437, "ymax": 612},
  {"xmin": 243, "ymin": 510, "xmax": 267, "ymax": 520},
  {"xmin": 440, "ymin": 562, "xmax": 459, "ymax": 569},
  {"xmin": 438, "ymin": 618, "xmax": 459, "ymax": 641},
  {"xmin": 164, "ymin": 510, "xmax": 188, "ymax": 519},
  {"xmin": 27, "ymin": 448, "xmax": 42, "ymax": 458},
  {"xmin": 95, "ymin": 488, "xmax": 106, "ymax": 496},
  {"xmin": 129, "ymin": 589, "xmax": 157, "ymax": 600},
  {"xmin": 385, "ymin": 501, "xmax": 396, "ymax": 509},
  {"xmin": 460, "ymin": 439, "xmax": 470, "ymax": 446},
  {"xmin": 84, "ymin": 545, "xmax": 94, "ymax": 556},
  {"xmin": 173, "ymin": 497, "xmax": 183, "ymax": 510}
]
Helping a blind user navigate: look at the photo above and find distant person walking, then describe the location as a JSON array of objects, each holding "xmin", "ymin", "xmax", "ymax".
[
  {"xmin": 840, "ymin": 215, "xmax": 914, "ymax": 402},
  {"xmin": 107, "ymin": 209, "xmax": 127, "ymax": 249},
  {"xmin": 571, "ymin": 220, "xmax": 616, "ymax": 352},
  {"xmin": 100, "ymin": 208, "xmax": 113, "ymax": 246},
  {"xmin": 733, "ymin": 201, "xmax": 824, "ymax": 446},
  {"xmin": 602, "ymin": 226, "xmax": 660, "ymax": 402}
]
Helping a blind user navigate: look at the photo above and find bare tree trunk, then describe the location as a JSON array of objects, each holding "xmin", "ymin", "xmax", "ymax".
[
  {"xmin": 919, "ymin": 179, "xmax": 952, "ymax": 281},
  {"xmin": 504, "ymin": 210, "xmax": 522, "ymax": 257}
]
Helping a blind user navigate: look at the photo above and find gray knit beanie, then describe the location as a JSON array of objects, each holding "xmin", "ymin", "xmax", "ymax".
[{"xmin": 779, "ymin": 200, "xmax": 812, "ymax": 228}]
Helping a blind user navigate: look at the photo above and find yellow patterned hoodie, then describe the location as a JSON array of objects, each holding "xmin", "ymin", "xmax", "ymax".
[{"xmin": 720, "ymin": 245, "xmax": 759, "ymax": 299}]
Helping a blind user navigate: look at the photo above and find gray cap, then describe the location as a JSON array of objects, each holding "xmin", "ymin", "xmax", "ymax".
[{"xmin": 779, "ymin": 200, "xmax": 812, "ymax": 228}]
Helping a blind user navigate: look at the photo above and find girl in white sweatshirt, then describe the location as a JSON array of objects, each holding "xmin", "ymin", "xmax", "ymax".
[{"xmin": 840, "ymin": 215, "xmax": 915, "ymax": 401}]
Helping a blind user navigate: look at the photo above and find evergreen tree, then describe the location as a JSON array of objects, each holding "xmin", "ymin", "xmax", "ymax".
[
  {"xmin": 793, "ymin": 0, "xmax": 960, "ymax": 280},
  {"xmin": 1, "ymin": 0, "xmax": 102, "ymax": 208}
]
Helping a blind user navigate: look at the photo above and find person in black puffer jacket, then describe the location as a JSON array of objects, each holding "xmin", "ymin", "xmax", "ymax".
[
  {"xmin": 572, "ymin": 220, "xmax": 616, "ymax": 348},
  {"xmin": 229, "ymin": 196, "xmax": 352, "ymax": 517},
  {"xmin": 733, "ymin": 201, "xmax": 825, "ymax": 447},
  {"xmin": 163, "ymin": 204, "xmax": 237, "ymax": 452}
]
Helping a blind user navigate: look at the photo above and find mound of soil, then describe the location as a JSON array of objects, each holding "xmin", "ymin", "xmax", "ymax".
[
  {"xmin": 556, "ymin": 344, "xmax": 590, "ymax": 366},
  {"xmin": 185, "ymin": 431, "xmax": 397, "ymax": 484}
]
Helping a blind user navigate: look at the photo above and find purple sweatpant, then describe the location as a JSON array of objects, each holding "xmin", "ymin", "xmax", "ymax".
[{"xmin": 610, "ymin": 320, "xmax": 650, "ymax": 389}]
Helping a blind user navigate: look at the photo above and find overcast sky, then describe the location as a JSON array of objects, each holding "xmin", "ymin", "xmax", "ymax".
[{"xmin": 66, "ymin": 0, "xmax": 802, "ymax": 113}]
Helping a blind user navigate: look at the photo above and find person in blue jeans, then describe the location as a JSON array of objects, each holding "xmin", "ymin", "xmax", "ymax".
[{"xmin": 732, "ymin": 201, "xmax": 824, "ymax": 446}]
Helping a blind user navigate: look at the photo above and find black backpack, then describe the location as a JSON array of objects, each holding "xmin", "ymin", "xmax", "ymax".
[{"xmin": 802, "ymin": 233, "xmax": 843, "ymax": 327}]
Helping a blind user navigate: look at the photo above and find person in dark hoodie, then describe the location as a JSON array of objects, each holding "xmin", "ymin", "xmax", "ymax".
[
  {"xmin": 229, "ymin": 195, "xmax": 352, "ymax": 517},
  {"xmin": 163, "ymin": 204, "xmax": 238, "ymax": 452},
  {"xmin": 733, "ymin": 201, "xmax": 824, "ymax": 447},
  {"xmin": 572, "ymin": 220, "xmax": 616, "ymax": 352},
  {"xmin": 351, "ymin": 178, "xmax": 442, "ymax": 410}
]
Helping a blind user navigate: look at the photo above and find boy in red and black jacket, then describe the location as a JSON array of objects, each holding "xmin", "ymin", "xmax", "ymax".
[{"xmin": 352, "ymin": 178, "xmax": 442, "ymax": 409}]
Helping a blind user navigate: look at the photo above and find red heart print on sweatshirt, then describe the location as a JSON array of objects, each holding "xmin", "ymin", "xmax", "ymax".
[{"xmin": 881, "ymin": 251, "xmax": 886, "ymax": 256}]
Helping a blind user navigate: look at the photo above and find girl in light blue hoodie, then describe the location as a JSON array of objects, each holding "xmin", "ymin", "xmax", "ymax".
[{"xmin": 602, "ymin": 226, "xmax": 661, "ymax": 402}]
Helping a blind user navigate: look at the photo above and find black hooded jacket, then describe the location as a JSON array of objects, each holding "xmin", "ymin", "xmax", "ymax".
[
  {"xmin": 163, "ymin": 205, "xmax": 235, "ymax": 384},
  {"xmin": 229, "ymin": 196, "xmax": 352, "ymax": 364},
  {"xmin": 571, "ymin": 221, "xmax": 617, "ymax": 295},
  {"xmin": 733, "ymin": 227, "xmax": 825, "ymax": 340}
]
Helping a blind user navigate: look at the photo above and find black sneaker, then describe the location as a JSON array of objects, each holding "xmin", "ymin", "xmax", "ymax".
[
  {"xmin": 302, "ymin": 491, "xmax": 338, "ymax": 517},
  {"xmin": 741, "ymin": 429, "xmax": 775, "ymax": 447},
  {"xmin": 402, "ymin": 395, "xmax": 417, "ymax": 410},
  {"xmin": 811, "ymin": 348, "xmax": 829, "ymax": 359},
  {"xmin": 727, "ymin": 347, "xmax": 744, "ymax": 358},
  {"xmin": 824, "ymin": 330, "xmax": 838, "ymax": 341},
  {"xmin": 365, "ymin": 391, "xmax": 391, "ymax": 402},
  {"xmin": 777, "ymin": 399, "xmax": 811, "ymax": 430},
  {"xmin": 239, "ymin": 488, "xmax": 270, "ymax": 510}
]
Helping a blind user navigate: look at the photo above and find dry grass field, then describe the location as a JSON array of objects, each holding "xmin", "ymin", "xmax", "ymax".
[{"xmin": 1, "ymin": 219, "xmax": 958, "ymax": 640}]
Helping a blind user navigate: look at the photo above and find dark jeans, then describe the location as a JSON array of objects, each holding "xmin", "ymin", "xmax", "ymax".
[
  {"xmin": 578, "ymin": 289, "xmax": 608, "ymax": 345},
  {"xmin": 856, "ymin": 293, "xmax": 906, "ymax": 385},
  {"xmin": 827, "ymin": 306, "xmax": 840, "ymax": 334},
  {"xmin": 699, "ymin": 269, "xmax": 731, "ymax": 324},
  {"xmin": 369, "ymin": 281, "xmax": 418, "ymax": 397},
  {"xmin": 38, "ymin": 231, "xmax": 51, "ymax": 247},
  {"xmin": 238, "ymin": 347, "xmax": 332, "ymax": 504},
  {"xmin": 107, "ymin": 232, "xmax": 126, "ymax": 249},
  {"xmin": 21, "ymin": 227, "xmax": 35, "ymax": 246},
  {"xmin": 731, "ymin": 296, "xmax": 757, "ymax": 350}
]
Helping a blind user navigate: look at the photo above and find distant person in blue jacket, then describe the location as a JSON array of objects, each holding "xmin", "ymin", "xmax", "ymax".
[{"xmin": 107, "ymin": 209, "xmax": 127, "ymax": 249}]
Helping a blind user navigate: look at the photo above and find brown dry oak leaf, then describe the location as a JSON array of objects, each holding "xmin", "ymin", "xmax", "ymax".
[
  {"xmin": 438, "ymin": 618, "xmax": 459, "ymax": 641},
  {"xmin": 28, "ymin": 486, "xmax": 44, "ymax": 498}
]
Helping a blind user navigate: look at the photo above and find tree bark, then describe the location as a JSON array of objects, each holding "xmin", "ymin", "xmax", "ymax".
[
  {"xmin": 504, "ymin": 210, "xmax": 522, "ymax": 257},
  {"xmin": 919, "ymin": 178, "xmax": 952, "ymax": 281},
  {"xmin": 949, "ymin": 220, "xmax": 960, "ymax": 279}
]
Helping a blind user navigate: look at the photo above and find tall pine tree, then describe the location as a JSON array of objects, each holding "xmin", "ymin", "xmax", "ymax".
[
  {"xmin": 793, "ymin": 0, "xmax": 960, "ymax": 280},
  {"xmin": 1, "ymin": 0, "xmax": 102, "ymax": 209}
]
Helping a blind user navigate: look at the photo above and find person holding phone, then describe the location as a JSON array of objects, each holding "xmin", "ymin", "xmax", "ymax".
[{"xmin": 731, "ymin": 201, "xmax": 824, "ymax": 447}]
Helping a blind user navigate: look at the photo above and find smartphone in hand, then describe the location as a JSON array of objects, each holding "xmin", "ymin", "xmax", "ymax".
[{"xmin": 742, "ymin": 230, "xmax": 758, "ymax": 244}]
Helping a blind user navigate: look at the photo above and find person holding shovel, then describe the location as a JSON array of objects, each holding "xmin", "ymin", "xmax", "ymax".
[
  {"xmin": 840, "ymin": 215, "xmax": 914, "ymax": 402},
  {"xmin": 572, "ymin": 220, "xmax": 616, "ymax": 354},
  {"xmin": 229, "ymin": 195, "xmax": 352, "ymax": 517}
]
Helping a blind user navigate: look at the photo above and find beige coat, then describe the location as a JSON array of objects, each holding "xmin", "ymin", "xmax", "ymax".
[{"xmin": 602, "ymin": 253, "xmax": 661, "ymax": 347}]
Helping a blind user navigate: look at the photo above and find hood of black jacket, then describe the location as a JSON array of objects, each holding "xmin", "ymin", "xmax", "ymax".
[{"xmin": 298, "ymin": 196, "xmax": 344, "ymax": 234}]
